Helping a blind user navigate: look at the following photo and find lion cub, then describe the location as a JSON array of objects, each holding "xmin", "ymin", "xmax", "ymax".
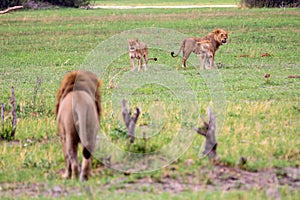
[{"xmin": 128, "ymin": 39, "xmax": 157, "ymax": 71}]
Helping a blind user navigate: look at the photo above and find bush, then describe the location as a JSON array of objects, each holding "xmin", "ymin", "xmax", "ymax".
[
  {"xmin": 40, "ymin": 0, "xmax": 90, "ymax": 8},
  {"xmin": 241, "ymin": 0, "xmax": 300, "ymax": 8},
  {"xmin": 0, "ymin": 0, "xmax": 23, "ymax": 10},
  {"xmin": 0, "ymin": 0, "xmax": 90, "ymax": 10}
]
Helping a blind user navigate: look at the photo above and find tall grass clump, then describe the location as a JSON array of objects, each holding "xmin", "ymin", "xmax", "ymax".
[{"xmin": 1, "ymin": 86, "xmax": 17, "ymax": 141}]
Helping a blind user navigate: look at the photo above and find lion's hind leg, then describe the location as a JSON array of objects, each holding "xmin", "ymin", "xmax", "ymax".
[
  {"xmin": 61, "ymin": 136, "xmax": 72, "ymax": 179},
  {"xmin": 62, "ymin": 153, "xmax": 72, "ymax": 179},
  {"xmin": 182, "ymin": 49, "xmax": 192, "ymax": 68},
  {"xmin": 64, "ymin": 132, "xmax": 80, "ymax": 179},
  {"xmin": 143, "ymin": 54, "xmax": 148, "ymax": 71},
  {"xmin": 79, "ymin": 132, "xmax": 97, "ymax": 181},
  {"xmin": 59, "ymin": 123, "xmax": 73, "ymax": 179},
  {"xmin": 138, "ymin": 57, "xmax": 143, "ymax": 71},
  {"xmin": 80, "ymin": 147, "xmax": 92, "ymax": 181}
]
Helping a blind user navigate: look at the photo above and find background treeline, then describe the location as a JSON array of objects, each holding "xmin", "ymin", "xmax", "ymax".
[
  {"xmin": 0, "ymin": 0, "xmax": 90, "ymax": 9},
  {"xmin": 1, "ymin": 0, "xmax": 300, "ymax": 12},
  {"xmin": 241, "ymin": 0, "xmax": 300, "ymax": 8}
]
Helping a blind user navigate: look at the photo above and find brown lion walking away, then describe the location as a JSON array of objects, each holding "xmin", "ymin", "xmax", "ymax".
[
  {"xmin": 55, "ymin": 70, "xmax": 101, "ymax": 181},
  {"xmin": 171, "ymin": 29, "xmax": 228, "ymax": 69},
  {"xmin": 128, "ymin": 38, "xmax": 157, "ymax": 71}
]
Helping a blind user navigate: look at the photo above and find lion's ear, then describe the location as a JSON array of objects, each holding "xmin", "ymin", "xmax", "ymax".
[
  {"xmin": 213, "ymin": 29, "xmax": 221, "ymax": 35},
  {"xmin": 134, "ymin": 38, "xmax": 139, "ymax": 42}
]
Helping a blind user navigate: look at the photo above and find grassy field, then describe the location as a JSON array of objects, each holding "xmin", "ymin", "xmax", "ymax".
[{"xmin": 0, "ymin": 4, "xmax": 300, "ymax": 199}]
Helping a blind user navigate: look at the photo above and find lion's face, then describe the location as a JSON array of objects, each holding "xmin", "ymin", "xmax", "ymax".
[
  {"xmin": 128, "ymin": 39, "xmax": 139, "ymax": 52},
  {"xmin": 213, "ymin": 29, "xmax": 228, "ymax": 45}
]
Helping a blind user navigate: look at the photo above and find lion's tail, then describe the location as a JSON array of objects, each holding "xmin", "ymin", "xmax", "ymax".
[
  {"xmin": 148, "ymin": 57, "xmax": 158, "ymax": 61},
  {"xmin": 171, "ymin": 42, "xmax": 184, "ymax": 58},
  {"xmin": 77, "ymin": 102, "xmax": 98, "ymax": 156},
  {"xmin": 73, "ymin": 90, "xmax": 100, "ymax": 156}
]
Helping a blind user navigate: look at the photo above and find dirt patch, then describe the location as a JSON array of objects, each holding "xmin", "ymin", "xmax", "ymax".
[
  {"xmin": 207, "ymin": 165, "xmax": 300, "ymax": 191},
  {"xmin": 104, "ymin": 165, "xmax": 300, "ymax": 193},
  {"xmin": 0, "ymin": 182, "xmax": 79, "ymax": 198},
  {"xmin": 3, "ymin": 9, "xmax": 299, "ymax": 24},
  {"xmin": 89, "ymin": 5, "xmax": 238, "ymax": 9},
  {"xmin": 1, "ymin": 166, "xmax": 299, "ymax": 198},
  {"xmin": 0, "ymin": 12, "xmax": 235, "ymax": 23}
]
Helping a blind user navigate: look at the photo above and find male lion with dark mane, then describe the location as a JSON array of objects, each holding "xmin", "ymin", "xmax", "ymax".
[
  {"xmin": 55, "ymin": 70, "xmax": 101, "ymax": 181},
  {"xmin": 171, "ymin": 29, "xmax": 228, "ymax": 69}
]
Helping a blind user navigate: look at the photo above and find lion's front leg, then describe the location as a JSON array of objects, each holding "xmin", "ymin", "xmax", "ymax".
[
  {"xmin": 130, "ymin": 56, "xmax": 135, "ymax": 71},
  {"xmin": 210, "ymin": 54, "xmax": 215, "ymax": 69},
  {"xmin": 138, "ymin": 57, "xmax": 143, "ymax": 71},
  {"xmin": 199, "ymin": 53, "xmax": 205, "ymax": 69}
]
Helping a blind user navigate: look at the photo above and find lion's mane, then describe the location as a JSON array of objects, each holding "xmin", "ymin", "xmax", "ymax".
[{"xmin": 55, "ymin": 70, "xmax": 101, "ymax": 118}]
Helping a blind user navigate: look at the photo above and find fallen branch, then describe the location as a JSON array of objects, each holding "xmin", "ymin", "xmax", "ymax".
[
  {"xmin": 0, "ymin": 6, "xmax": 24, "ymax": 14},
  {"xmin": 121, "ymin": 99, "xmax": 140, "ymax": 143},
  {"xmin": 194, "ymin": 107, "xmax": 218, "ymax": 161}
]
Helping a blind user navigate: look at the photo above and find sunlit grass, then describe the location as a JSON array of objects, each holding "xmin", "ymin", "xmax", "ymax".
[{"xmin": 220, "ymin": 101, "xmax": 299, "ymax": 169}]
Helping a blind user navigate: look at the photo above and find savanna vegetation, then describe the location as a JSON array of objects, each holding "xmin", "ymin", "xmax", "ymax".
[{"xmin": 0, "ymin": 1, "xmax": 299, "ymax": 199}]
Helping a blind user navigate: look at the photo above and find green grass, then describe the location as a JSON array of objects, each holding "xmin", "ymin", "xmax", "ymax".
[{"xmin": 0, "ymin": 5, "xmax": 299, "ymax": 199}]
